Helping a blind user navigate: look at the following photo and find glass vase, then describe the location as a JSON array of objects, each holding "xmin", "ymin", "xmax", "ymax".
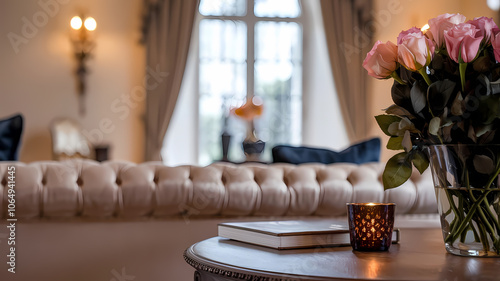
[{"xmin": 427, "ymin": 144, "xmax": 500, "ymax": 257}]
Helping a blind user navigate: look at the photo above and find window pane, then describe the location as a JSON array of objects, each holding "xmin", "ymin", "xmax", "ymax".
[
  {"xmin": 254, "ymin": 0, "xmax": 301, "ymax": 18},
  {"xmin": 199, "ymin": 20, "xmax": 247, "ymax": 63},
  {"xmin": 254, "ymin": 21, "xmax": 302, "ymax": 161},
  {"xmin": 199, "ymin": 20, "xmax": 247, "ymax": 165},
  {"xmin": 255, "ymin": 21, "xmax": 302, "ymax": 61},
  {"xmin": 199, "ymin": 0, "xmax": 246, "ymax": 16}
]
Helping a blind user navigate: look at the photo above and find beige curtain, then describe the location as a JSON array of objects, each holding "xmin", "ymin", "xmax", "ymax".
[
  {"xmin": 142, "ymin": 0, "xmax": 197, "ymax": 161},
  {"xmin": 320, "ymin": 0, "xmax": 373, "ymax": 142}
]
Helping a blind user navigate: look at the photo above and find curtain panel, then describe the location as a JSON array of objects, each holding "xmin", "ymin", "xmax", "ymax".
[
  {"xmin": 320, "ymin": 0, "xmax": 374, "ymax": 142},
  {"xmin": 142, "ymin": 0, "xmax": 198, "ymax": 161}
]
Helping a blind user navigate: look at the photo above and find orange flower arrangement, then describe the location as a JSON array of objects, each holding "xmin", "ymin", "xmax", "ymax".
[{"xmin": 232, "ymin": 97, "xmax": 264, "ymax": 142}]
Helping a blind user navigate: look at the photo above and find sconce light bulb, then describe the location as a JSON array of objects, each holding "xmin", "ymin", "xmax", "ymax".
[
  {"xmin": 84, "ymin": 17, "xmax": 97, "ymax": 31},
  {"xmin": 488, "ymin": 0, "xmax": 500, "ymax": 11},
  {"xmin": 71, "ymin": 16, "xmax": 83, "ymax": 30}
]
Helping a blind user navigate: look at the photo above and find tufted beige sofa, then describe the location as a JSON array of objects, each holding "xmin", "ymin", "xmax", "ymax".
[{"xmin": 0, "ymin": 160, "xmax": 439, "ymax": 281}]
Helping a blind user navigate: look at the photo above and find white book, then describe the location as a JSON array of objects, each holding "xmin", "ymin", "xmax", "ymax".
[{"xmin": 218, "ymin": 220, "xmax": 400, "ymax": 250}]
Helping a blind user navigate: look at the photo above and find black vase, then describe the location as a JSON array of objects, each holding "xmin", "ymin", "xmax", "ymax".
[{"xmin": 242, "ymin": 140, "xmax": 265, "ymax": 161}]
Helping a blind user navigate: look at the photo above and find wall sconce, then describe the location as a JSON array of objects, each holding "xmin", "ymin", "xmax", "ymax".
[{"xmin": 70, "ymin": 15, "xmax": 97, "ymax": 115}]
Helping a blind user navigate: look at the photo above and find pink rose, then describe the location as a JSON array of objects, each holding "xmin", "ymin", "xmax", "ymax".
[
  {"xmin": 397, "ymin": 27, "xmax": 421, "ymax": 44},
  {"xmin": 444, "ymin": 23, "xmax": 483, "ymax": 63},
  {"xmin": 397, "ymin": 28, "xmax": 435, "ymax": 72},
  {"xmin": 363, "ymin": 41, "xmax": 398, "ymax": 79},
  {"xmin": 492, "ymin": 32, "xmax": 500, "ymax": 62},
  {"xmin": 493, "ymin": 27, "xmax": 500, "ymax": 36},
  {"xmin": 427, "ymin": 13, "xmax": 466, "ymax": 48},
  {"xmin": 467, "ymin": 17, "xmax": 498, "ymax": 44}
]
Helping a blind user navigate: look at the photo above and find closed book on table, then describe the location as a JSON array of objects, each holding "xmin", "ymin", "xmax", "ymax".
[{"xmin": 218, "ymin": 220, "xmax": 400, "ymax": 250}]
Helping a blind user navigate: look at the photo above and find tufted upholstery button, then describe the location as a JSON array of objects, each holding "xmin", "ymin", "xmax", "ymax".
[
  {"xmin": 1, "ymin": 165, "xmax": 42, "ymax": 218},
  {"xmin": 79, "ymin": 164, "xmax": 119, "ymax": 217},
  {"xmin": 119, "ymin": 165, "xmax": 155, "ymax": 217},
  {"xmin": 153, "ymin": 165, "xmax": 192, "ymax": 216},
  {"xmin": 115, "ymin": 178, "xmax": 122, "ymax": 185},
  {"xmin": 76, "ymin": 177, "xmax": 83, "ymax": 186},
  {"xmin": 36, "ymin": 163, "xmax": 80, "ymax": 217},
  {"xmin": 219, "ymin": 166, "xmax": 259, "ymax": 216}
]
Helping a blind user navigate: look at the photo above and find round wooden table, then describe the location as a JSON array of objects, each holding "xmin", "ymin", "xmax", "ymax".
[{"xmin": 184, "ymin": 228, "xmax": 500, "ymax": 281}]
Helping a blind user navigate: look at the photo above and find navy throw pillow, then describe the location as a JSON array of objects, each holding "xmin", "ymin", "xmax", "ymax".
[
  {"xmin": 0, "ymin": 114, "xmax": 24, "ymax": 161},
  {"xmin": 272, "ymin": 138, "xmax": 381, "ymax": 165}
]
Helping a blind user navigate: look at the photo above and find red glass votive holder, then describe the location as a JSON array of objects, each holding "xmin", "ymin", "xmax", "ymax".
[{"xmin": 347, "ymin": 203, "xmax": 396, "ymax": 251}]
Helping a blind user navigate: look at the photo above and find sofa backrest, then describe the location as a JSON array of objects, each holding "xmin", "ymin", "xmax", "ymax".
[{"xmin": 0, "ymin": 159, "xmax": 437, "ymax": 219}]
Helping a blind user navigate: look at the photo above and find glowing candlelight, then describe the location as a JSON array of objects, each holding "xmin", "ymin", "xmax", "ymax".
[{"xmin": 346, "ymin": 203, "xmax": 396, "ymax": 251}]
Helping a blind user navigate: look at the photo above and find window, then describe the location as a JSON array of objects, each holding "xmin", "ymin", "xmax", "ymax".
[{"xmin": 198, "ymin": 0, "xmax": 303, "ymax": 165}]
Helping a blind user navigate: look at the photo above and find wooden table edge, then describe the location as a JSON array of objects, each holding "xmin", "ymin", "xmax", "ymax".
[{"xmin": 183, "ymin": 243, "xmax": 339, "ymax": 281}]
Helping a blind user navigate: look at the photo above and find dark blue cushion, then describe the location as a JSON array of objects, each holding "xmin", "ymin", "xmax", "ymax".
[
  {"xmin": 0, "ymin": 114, "xmax": 23, "ymax": 161},
  {"xmin": 272, "ymin": 138, "xmax": 381, "ymax": 165}
]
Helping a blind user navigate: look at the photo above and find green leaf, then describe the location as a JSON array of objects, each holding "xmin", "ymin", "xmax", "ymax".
[
  {"xmin": 383, "ymin": 152, "xmax": 413, "ymax": 190},
  {"xmin": 450, "ymin": 92, "xmax": 463, "ymax": 116},
  {"xmin": 476, "ymin": 124, "xmax": 493, "ymax": 138},
  {"xmin": 375, "ymin": 115, "xmax": 402, "ymax": 136},
  {"xmin": 427, "ymin": 79, "xmax": 456, "ymax": 115},
  {"xmin": 476, "ymin": 74, "xmax": 491, "ymax": 95},
  {"xmin": 391, "ymin": 82, "xmax": 412, "ymax": 108},
  {"xmin": 430, "ymin": 52, "xmax": 444, "ymax": 70},
  {"xmin": 399, "ymin": 67, "xmax": 416, "ymax": 85},
  {"xmin": 478, "ymin": 129, "xmax": 495, "ymax": 144},
  {"xmin": 429, "ymin": 117, "xmax": 441, "ymax": 136},
  {"xmin": 384, "ymin": 104, "xmax": 416, "ymax": 119},
  {"xmin": 387, "ymin": 136, "xmax": 404, "ymax": 150},
  {"xmin": 473, "ymin": 55, "xmax": 492, "ymax": 73},
  {"xmin": 472, "ymin": 94, "xmax": 500, "ymax": 125},
  {"xmin": 402, "ymin": 130, "xmax": 412, "ymax": 152},
  {"xmin": 490, "ymin": 77, "xmax": 500, "ymax": 95},
  {"xmin": 410, "ymin": 150, "xmax": 429, "ymax": 174},
  {"xmin": 473, "ymin": 155, "xmax": 495, "ymax": 174},
  {"xmin": 410, "ymin": 80, "xmax": 427, "ymax": 114}
]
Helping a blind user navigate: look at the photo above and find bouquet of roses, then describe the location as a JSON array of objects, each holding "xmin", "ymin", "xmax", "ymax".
[
  {"xmin": 364, "ymin": 13, "xmax": 500, "ymax": 189},
  {"xmin": 365, "ymin": 14, "xmax": 500, "ymax": 255}
]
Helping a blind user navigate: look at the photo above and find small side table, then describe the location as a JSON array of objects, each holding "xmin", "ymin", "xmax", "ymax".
[{"xmin": 184, "ymin": 228, "xmax": 500, "ymax": 281}]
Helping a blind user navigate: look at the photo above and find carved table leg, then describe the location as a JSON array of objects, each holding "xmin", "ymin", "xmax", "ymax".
[{"xmin": 194, "ymin": 270, "xmax": 202, "ymax": 281}]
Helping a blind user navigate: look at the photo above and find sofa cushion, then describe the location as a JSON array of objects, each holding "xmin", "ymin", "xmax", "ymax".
[
  {"xmin": 0, "ymin": 114, "xmax": 23, "ymax": 161},
  {"xmin": 272, "ymin": 138, "xmax": 381, "ymax": 165}
]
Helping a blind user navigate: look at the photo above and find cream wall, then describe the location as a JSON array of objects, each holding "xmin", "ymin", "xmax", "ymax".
[
  {"xmin": 370, "ymin": 0, "xmax": 496, "ymax": 162},
  {"xmin": 0, "ymin": 0, "xmax": 145, "ymax": 163}
]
